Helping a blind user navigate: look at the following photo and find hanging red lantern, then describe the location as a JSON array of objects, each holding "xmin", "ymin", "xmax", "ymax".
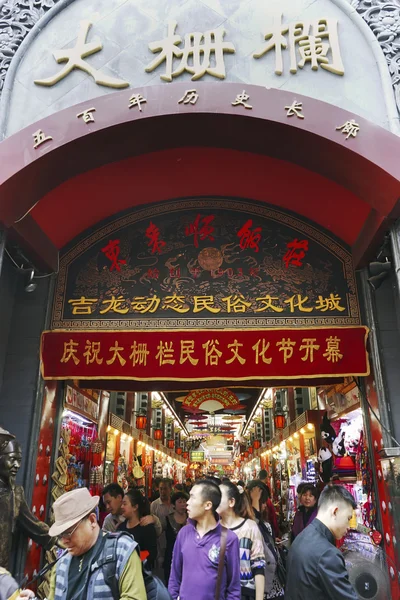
[
  {"xmin": 274, "ymin": 414, "xmax": 286, "ymax": 430},
  {"xmin": 153, "ymin": 428, "xmax": 163, "ymax": 440},
  {"xmin": 176, "ymin": 447, "xmax": 182, "ymax": 455},
  {"xmin": 167, "ymin": 439, "xmax": 175, "ymax": 449},
  {"xmin": 248, "ymin": 446, "xmax": 253, "ymax": 455},
  {"xmin": 136, "ymin": 415, "xmax": 147, "ymax": 430},
  {"xmin": 253, "ymin": 440, "xmax": 261, "ymax": 449},
  {"xmin": 243, "ymin": 451, "xmax": 249, "ymax": 458},
  {"xmin": 183, "ymin": 451, "xmax": 188, "ymax": 459}
]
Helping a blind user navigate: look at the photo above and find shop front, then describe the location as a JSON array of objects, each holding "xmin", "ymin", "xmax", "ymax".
[{"xmin": 0, "ymin": 0, "xmax": 400, "ymax": 598}]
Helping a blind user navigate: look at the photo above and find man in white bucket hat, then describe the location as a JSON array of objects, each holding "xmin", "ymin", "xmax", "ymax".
[{"xmin": 47, "ymin": 487, "xmax": 146, "ymax": 600}]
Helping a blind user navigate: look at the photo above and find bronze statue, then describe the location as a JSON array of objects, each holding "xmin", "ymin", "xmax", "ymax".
[{"xmin": 0, "ymin": 426, "xmax": 55, "ymax": 571}]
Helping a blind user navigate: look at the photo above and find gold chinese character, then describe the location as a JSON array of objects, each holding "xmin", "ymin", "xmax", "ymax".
[
  {"xmin": 299, "ymin": 338, "xmax": 320, "ymax": 362},
  {"xmin": 76, "ymin": 107, "xmax": 96, "ymax": 123},
  {"xmin": 255, "ymin": 295, "xmax": 284, "ymax": 313},
  {"xmin": 285, "ymin": 100, "xmax": 304, "ymax": 119},
  {"xmin": 221, "ymin": 294, "xmax": 252, "ymax": 313},
  {"xmin": 315, "ymin": 294, "xmax": 346, "ymax": 312},
  {"xmin": 145, "ymin": 21, "xmax": 235, "ymax": 82},
  {"xmin": 232, "ymin": 90, "xmax": 252, "ymax": 109},
  {"xmin": 276, "ymin": 338, "xmax": 296, "ymax": 363},
  {"xmin": 68, "ymin": 297, "xmax": 97, "ymax": 315},
  {"xmin": 60, "ymin": 339, "xmax": 80, "ymax": 365},
  {"xmin": 193, "ymin": 295, "xmax": 220, "ymax": 314},
  {"xmin": 162, "ymin": 294, "xmax": 190, "ymax": 313},
  {"xmin": 253, "ymin": 14, "xmax": 344, "ymax": 76},
  {"xmin": 323, "ymin": 336, "xmax": 343, "ymax": 363},
  {"xmin": 284, "ymin": 295, "xmax": 313, "ymax": 313},
  {"xmin": 202, "ymin": 339, "xmax": 222, "ymax": 366},
  {"xmin": 99, "ymin": 295, "xmax": 129, "ymax": 314},
  {"xmin": 180, "ymin": 340, "xmax": 199, "ymax": 365},
  {"xmin": 178, "ymin": 89, "xmax": 199, "ymax": 105},
  {"xmin": 156, "ymin": 341, "xmax": 175, "ymax": 365},
  {"xmin": 131, "ymin": 296, "xmax": 160, "ymax": 313},
  {"xmin": 336, "ymin": 119, "xmax": 359, "ymax": 140},
  {"xmin": 226, "ymin": 339, "xmax": 246, "ymax": 365},
  {"xmin": 106, "ymin": 341, "xmax": 126, "ymax": 366},
  {"xmin": 83, "ymin": 341, "xmax": 103, "ymax": 365},
  {"xmin": 32, "ymin": 129, "xmax": 53, "ymax": 149},
  {"xmin": 129, "ymin": 93, "xmax": 147, "ymax": 111},
  {"xmin": 253, "ymin": 13, "xmax": 288, "ymax": 75},
  {"xmin": 34, "ymin": 21, "xmax": 129, "ymax": 88},
  {"xmin": 130, "ymin": 342, "xmax": 150, "ymax": 367},
  {"xmin": 252, "ymin": 339, "xmax": 272, "ymax": 364}
]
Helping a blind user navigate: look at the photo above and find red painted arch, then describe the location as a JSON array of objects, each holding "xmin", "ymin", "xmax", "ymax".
[
  {"xmin": 0, "ymin": 82, "xmax": 399, "ymax": 269},
  {"xmin": 32, "ymin": 148, "xmax": 369, "ymax": 250}
]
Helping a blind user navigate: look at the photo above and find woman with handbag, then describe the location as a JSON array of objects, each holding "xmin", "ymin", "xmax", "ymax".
[
  {"xmin": 247, "ymin": 481, "xmax": 285, "ymax": 600},
  {"xmin": 217, "ymin": 481, "xmax": 265, "ymax": 600}
]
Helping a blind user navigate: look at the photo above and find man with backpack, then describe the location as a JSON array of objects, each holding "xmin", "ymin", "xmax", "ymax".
[
  {"xmin": 47, "ymin": 487, "xmax": 147, "ymax": 600},
  {"xmin": 168, "ymin": 479, "xmax": 241, "ymax": 600}
]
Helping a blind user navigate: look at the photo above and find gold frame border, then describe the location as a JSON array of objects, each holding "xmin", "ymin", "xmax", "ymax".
[{"xmin": 52, "ymin": 198, "xmax": 360, "ymax": 329}]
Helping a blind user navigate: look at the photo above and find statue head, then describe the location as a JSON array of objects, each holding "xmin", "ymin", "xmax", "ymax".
[{"xmin": 0, "ymin": 428, "xmax": 21, "ymax": 485}]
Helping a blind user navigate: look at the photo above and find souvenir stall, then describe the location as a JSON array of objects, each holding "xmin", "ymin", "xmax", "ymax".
[
  {"xmin": 104, "ymin": 427, "xmax": 117, "ymax": 486},
  {"xmin": 136, "ymin": 439, "xmax": 151, "ymax": 497},
  {"xmin": 260, "ymin": 410, "xmax": 322, "ymax": 528},
  {"xmin": 105, "ymin": 416, "xmax": 138, "ymax": 490},
  {"xmin": 319, "ymin": 383, "xmax": 376, "ymax": 532},
  {"xmin": 51, "ymin": 385, "xmax": 103, "ymax": 502},
  {"xmin": 117, "ymin": 433, "xmax": 133, "ymax": 490}
]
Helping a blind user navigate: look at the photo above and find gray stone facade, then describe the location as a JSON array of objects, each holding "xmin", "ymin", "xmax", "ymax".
[{"xmin": 0, "ymin": 0, "xmax": 398, "ymax": 137}]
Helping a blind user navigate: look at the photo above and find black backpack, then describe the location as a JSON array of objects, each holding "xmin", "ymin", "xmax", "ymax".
[{"xmin": 92, "ymin": 531, "xmax": 173, "ymax": 600}]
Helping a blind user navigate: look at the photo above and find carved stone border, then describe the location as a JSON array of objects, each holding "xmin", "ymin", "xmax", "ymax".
[
  {"xmin": 352, "ymin": 0, "xmax": 400, "ymax": 115},
  {"xmin": 0, "ymin": 0, "xmax": 63, "ymax": 93}
]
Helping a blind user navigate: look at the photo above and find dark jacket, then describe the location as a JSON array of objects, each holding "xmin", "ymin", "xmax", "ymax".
[
  {"xmin": 291, "ymin": 504, "xmax": 318, "ymax": 540},
  {"xmin": 286, "ymin": 518, "xmax": 358, "ymax": 600}
]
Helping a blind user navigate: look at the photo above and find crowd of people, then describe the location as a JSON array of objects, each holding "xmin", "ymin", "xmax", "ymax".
[{"xmin": 5, "ymin": 473, "xmax": 360, "ymax": 600}]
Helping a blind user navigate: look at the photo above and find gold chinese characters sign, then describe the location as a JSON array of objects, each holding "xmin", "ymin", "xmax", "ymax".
[
  {"xmin": 40, "ymin": 327, "xmax": 369, "ymax": 381},
  {"xmin": 33, "ymin": 15, "xmax": 344, "ymax": 90},
  {"xmin": 52, "ymin": 199, "xmax": 360, "ymax": 330}
]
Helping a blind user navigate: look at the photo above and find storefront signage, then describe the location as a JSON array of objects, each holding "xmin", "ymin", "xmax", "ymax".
[
  {"xmin": 64, "ymin": 385, "xmax": 99, "ymax": 421},
  {"xmin": 31, "ymin": 95, "xmax": 359, "ymax": 153},
  {"xmin": 52, "ymin": 199, "xmax": 360, "ymax": 330},
  {"xmin": 41, "ymin": 326, "xmax": 369, "ymax": 381},
  {"xmin": 190, "ymin": 451, "xmax": 205, "ymax": 462},
  {"xmin": 33, "ymin": 16, "xmax": 344, "ymax": 91}
]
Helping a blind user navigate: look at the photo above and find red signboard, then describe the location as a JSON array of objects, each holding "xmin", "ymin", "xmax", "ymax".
[{"xmin": 41, "ymin": 327, "xmax": 369, "ymax": 381}]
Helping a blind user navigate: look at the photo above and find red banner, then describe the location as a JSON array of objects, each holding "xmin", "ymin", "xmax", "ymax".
[{"xmin": 41, "ymin": 327, "xmax": 369, "ymax": 381}]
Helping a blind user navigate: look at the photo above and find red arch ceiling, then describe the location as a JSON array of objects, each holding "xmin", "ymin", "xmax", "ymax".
[
  {"xmin": 32, "ymin": 147, "xmax": 368, "ymax": 249},
  {"xmin": 2, "ymin": 82, "xmax": 400, "ymax": 271}
]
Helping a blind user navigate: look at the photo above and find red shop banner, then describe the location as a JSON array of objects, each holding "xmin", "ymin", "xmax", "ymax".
[{"xmin": 41, "ymin": 327, "xmax": 369, "ymax": 381}]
